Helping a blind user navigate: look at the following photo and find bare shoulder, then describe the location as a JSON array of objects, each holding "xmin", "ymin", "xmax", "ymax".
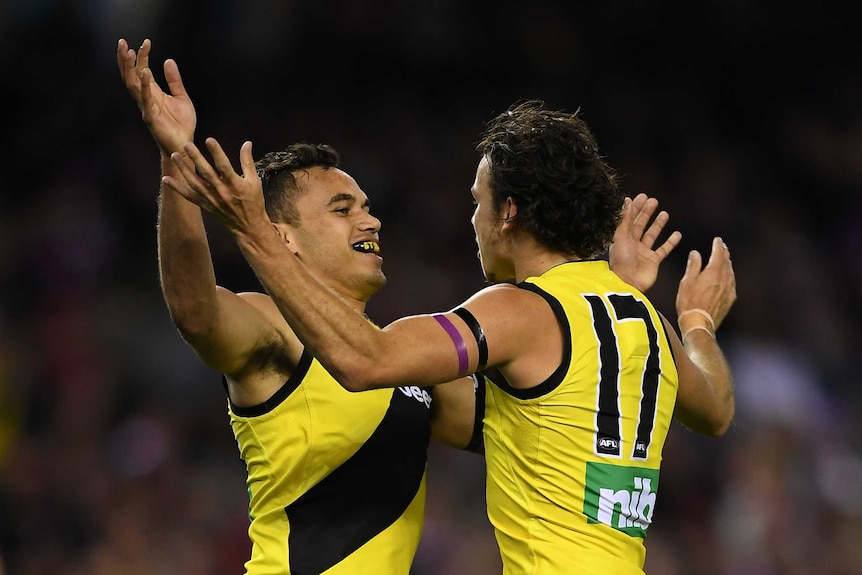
[
  {"xmin": 461, "ymin": 283, "xmax": 564, "ymax": 389},
  {"xmin": 464, "ymin": 282, "xmax": 554, "ymax": 316}
]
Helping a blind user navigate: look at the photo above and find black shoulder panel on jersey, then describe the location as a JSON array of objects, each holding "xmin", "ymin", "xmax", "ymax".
[{"xmin": 285, "ymin": 388, "xmax": 431, "ymax": 574}]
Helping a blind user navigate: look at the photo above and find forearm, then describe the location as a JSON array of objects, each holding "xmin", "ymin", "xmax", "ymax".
[
  {"xmin": 679, "ymin": 331, "xmax": 735, "ymax": 436},
  {"xmin": 157, "ymin": 155, "xmax": 220, "ymax": 335},
  {"xmin": 234, "ymin": 225, "xmax": 382, "ymax": 389}
]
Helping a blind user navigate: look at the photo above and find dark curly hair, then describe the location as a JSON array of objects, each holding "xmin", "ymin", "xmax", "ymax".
[
  {"xmin": 255, "ymin": 143, "xmax": 340, "ymax": 225},
  {"xmin": 476, "ymin": 100, "xmax": 623, "ymax": 259}
]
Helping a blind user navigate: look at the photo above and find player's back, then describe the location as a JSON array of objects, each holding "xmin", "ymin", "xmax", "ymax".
[{"xmin": 482, "ymin": 260, "xmax": 678, "ymax": 575}]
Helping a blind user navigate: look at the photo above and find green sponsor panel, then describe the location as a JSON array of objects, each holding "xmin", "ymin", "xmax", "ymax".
[{"xmin": 583, "ymin": 462, "xmax": 660, "ymax": 538}]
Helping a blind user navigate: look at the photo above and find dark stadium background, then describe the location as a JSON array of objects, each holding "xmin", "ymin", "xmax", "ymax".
[{"xmin": 2, "ymin": 1, "xmax": 861, "ymax": 573}]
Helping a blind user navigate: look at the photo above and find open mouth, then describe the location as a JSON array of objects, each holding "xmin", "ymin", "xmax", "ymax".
[{"xmin": 352, "ymin": 241, "xmax": 380, "ymax": 254}]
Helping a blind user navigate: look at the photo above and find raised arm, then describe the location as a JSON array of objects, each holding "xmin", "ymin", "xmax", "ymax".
[
  {"xmin": 161, "ymin": 139, "xmax": 556, "ymax": 391},
  {"xmin": 663, "ymin": 237, "xmax": 737, "ymax": 436},
  {"xmin": 117, "ymin": 39, "xmax": 285, "ymax": 380},
  {"xmin": 609, "ymin": 193, "xmax": 682, "ymax": 292}
]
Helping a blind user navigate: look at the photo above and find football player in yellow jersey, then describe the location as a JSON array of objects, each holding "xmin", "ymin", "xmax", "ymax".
[
  {"xmin": 118, "ymin": 40, "xmax": 681, "ymax": 574},
  {"xmin": 117, "ymin": 39, "xmax": 479, "ymax": 575},
  {"xmin": 168, "ymin": 98, "xmax": 736, "ymax": 574}
]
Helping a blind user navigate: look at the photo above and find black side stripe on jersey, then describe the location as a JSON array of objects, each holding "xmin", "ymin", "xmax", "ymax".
[
  {"xmin": 452, "ymin": 307, "xmax": 488, "ymax": 370},
  {"xmin": 225, "ymin": 349, "xmax": 313, "ymax": 417},
  {"xmin": 584, "ymin": 294, "xmax": 623, "ymax": 457},
  {"xmin": 608, "ymin": 294, "xmax": 661, "ymax": 460},
  {"xmin": 285, "ymin": 388, "xmax": 430, "ymax": 575},
  {"xmin": 464, "ymin": 374, "xmax": 486, "ymax": 454},
  {"xmin": 486, "ymin": 282, "xmax": 572, "ymax": 400}
]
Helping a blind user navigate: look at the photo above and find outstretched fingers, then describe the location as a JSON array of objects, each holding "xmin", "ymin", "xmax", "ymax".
[
  {"xmin": 165, "ymin": 149, "xmax": 215, "ymax": 210},
  {"xmin": 117, "ymin": 39, "xmax": 141, "ymax": 95},
  {"xmin": 624, "ymin": 193, "xmax": 681, "ymax": 254},
  {"xmin": 180, "ymin": 141, "xmax": 223, "ymax": 187},
  {"xmin": 653, "ymin": 228, "xmax": 682, "ymax": 261},
  {"xmin": 202, "ymin": 138, "xmax": 242, "ymax": 183},
  {"xmin": 618, "ymin": 194, "xmax": 644, "ymax": 237},
  {"xmin": 117, "ymin": 39, "xmax": 131, "ymax": 81},
  {"xmin": 162, "ymin": 167, "xmax": 202, "ymax": 207},
  {"xmin": 628, "ymin": 194, "xmax": 658, "ymax": 239},
  {"xmin": 676, "ymin": 238, "xmax": 737, "ymax": 332},
  {"xmin": 135, "ymin": 39, "xmax": 152, "ymax": 75},
  {"xmin": 162, "ymin": 58, "xmax": 188, "ymax": 99}
]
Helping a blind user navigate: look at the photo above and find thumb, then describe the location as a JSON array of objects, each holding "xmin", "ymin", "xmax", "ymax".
[{"xmin": 681, "ymin": 250, "xmax": 702, "ymax": 284}]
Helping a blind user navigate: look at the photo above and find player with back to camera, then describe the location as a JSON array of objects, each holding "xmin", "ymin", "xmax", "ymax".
[{"xmin": 117, "ymin": 38, "xmax": 685, "ymax": 575}]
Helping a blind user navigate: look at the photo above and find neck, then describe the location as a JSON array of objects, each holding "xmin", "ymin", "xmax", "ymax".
[
  {"xmin": 513, "ymin": 255, "xmax": 577, "ymax": 282},
  {"xmin": 314, "ymin": 275, "xmax": 371, "ymax": 316},
  {"xmin": 508, "ymin": 233, "xmax": 578, "ymax": 283}
]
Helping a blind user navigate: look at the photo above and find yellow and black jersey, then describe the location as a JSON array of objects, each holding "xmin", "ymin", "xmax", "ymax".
[
  {"xmin": 228, "ymin": 349, "xmax": 433, "ymax": 575},
  {"xmin": 481, "ymin": 260, "xmax": 679, "ymax": 575}
]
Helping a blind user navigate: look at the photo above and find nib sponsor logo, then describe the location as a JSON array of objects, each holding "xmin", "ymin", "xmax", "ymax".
[{"xmin": 583, "ymin": 462, "xmax": 659, "ymax": 538}]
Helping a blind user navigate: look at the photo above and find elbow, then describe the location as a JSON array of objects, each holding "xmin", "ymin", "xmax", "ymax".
[
  {"xmin": 705, "ymin": 420, "xmax": 731, "ymax": 438},
  {"xmin": 701, "ymin": 403, "xmax": 735, "ymax": 438},
  {"xmin": 676, "ymin": 400, "xmax": 735, "ymax": 438},
  {"xmin": 711, "ymin": 403, "xmax": 736, "ymax": 437},
  {"xmin": 169, "ymin": 310, "xmax": 214, "ymax": 341},
  {"xmin": 337, "ymin": 376, "xmax": 373, "ymax": 393},
  {"xmin": 328, "ymin": 357, "xmax": 386, "ymax": 392}
]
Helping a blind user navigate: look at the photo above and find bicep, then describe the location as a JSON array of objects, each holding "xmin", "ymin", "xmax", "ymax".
[
  {"xmin": 184, "ymin": 288, "xmax": 296, "ymax": 377},
  {"xmin": 363, "ymin": 286, "xmax": 531, "ymax": 389}
]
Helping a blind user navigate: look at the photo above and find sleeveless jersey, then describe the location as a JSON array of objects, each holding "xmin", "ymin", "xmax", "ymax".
[
  {"xmin": 482, "ymin": 260, "xmax": 678, "ymax": 575},
  {"xmin": 228, "ymin": 349, "xmax": 432, "ymax": 575}
]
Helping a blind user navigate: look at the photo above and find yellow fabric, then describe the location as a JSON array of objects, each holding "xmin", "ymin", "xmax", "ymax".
[
  {"xmin": 229, "ymin": 352, "xmax": 430, "ymax": 574},
  {"xmin": 483, "ymin": 261, "xmax": 679, "ymax": 575}
]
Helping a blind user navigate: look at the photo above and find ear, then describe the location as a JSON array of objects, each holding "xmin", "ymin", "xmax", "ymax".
[
  {"xmin": 272, "ymin": 222, "xmax": 300, "ymax": 255},
  {"xmin": 501, "ymin": 197, "xmax": 518, "ymax": 231}
]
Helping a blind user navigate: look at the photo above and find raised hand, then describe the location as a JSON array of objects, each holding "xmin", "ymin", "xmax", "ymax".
[
  {"xmin": 609, "ymin": 193, "xmax": 682, "ymax": 292},
  {"xmin": 675, "ymin": 237, "xmax": 737, "ymax": 338},
  {"xmin": 163, "ymin": 138, "xmax": 272, "ymax": 235},
  {"xmin": 117, "ymin": 38, "xmax": 196, "ymax": 154}
]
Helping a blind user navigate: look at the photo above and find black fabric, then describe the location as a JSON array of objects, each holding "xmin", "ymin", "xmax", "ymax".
[
  {"xmin": 464, "ymin": 374, "xmax": 486, "ymax": 455},
  {"xmin": 285, "ymin": 387, "xmax": 431, "ymax": 575},
  {"xmin": 452, "ymin": 307, "xmax": 488, "ymax": 371}
]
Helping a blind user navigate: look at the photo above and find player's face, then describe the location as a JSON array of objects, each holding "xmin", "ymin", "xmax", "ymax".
[
  {"xmin": 471, "ymin": 156, "xmax": 514, "ymax": 283},
  {"xmin": 289, "ymin": 167, "xmax": 385, "ymax": 302}
]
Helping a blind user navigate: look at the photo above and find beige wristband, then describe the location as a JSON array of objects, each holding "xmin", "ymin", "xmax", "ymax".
[
  {"xmin": 681, "ymin": 324, "xmax": 716, "ymax": 340},
  {"xmin": 678, "ymin": 308, "xmax": 716, "ymax": 341}
]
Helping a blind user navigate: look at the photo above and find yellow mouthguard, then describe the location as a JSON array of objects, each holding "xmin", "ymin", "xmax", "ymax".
[{"xmin": 353, "ymin": 241, "xmax": 380, "ymax": 254}]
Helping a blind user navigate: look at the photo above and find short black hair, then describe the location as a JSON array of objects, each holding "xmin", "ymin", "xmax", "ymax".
[{"xmin": 256, "ymin": 143, "xmax": 340, "ymax": 225}]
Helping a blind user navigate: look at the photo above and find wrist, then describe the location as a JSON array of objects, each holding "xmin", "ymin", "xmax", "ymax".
[
  {"xmin": 678, "ymin": 308, "xmax": 716, "ymax": 340},
  {"xmin": 235, "ymin": 220, "xmax": 283, "ymax": 253}
]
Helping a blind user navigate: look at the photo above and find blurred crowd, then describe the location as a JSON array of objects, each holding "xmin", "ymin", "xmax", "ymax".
[{"xmin": 2, "ymin": 1, "xmax": 862, "ymax": 573}]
